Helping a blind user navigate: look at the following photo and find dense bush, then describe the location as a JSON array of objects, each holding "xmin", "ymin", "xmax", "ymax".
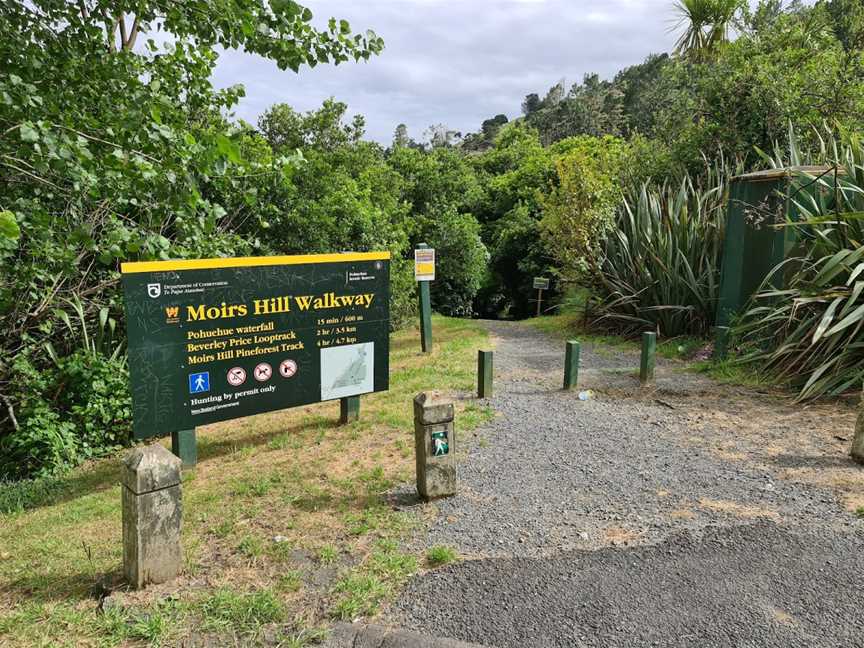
[{"xmin": 588, "ymin": 161, "xmax": 733, "ymax": 337}]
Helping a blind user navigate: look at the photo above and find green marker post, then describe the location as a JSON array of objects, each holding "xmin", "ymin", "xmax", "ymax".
[
  {"xmin": 477, "ymin": 350, "xmax": 493, "ymax": 398},
  {"xmin": 640, "ymin": 332, "xmax": 656, "ymax": 384},
  {"xmin": 171, "ymin": 428, "xmax": 197, "ymax": 468},
  {"xmin": 339, "ymin": 396, "xmax": 360, "ymax": 424},
  {"xmin": 416, "ymin": 242, "xmax": 433, "ymax": 353},
  {"xmin": 564, "ymin": 340, "xmax": 580, "ymax": 390},
  {"xmin": 713, "ymin": 326, "xmax": 730, "ymax": 360}
]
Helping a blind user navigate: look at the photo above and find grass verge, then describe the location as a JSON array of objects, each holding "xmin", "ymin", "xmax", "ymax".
[{"xmin": 0, "ymin": 315, "xmax": 492, "ymax": 646}]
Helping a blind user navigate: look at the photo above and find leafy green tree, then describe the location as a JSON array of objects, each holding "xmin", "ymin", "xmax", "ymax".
[
  {"xmin": 672, "ymin": 0, "xmax": 743, "ymax": 61},
  {"xmin": 387, "ymin": 145, "xmax": 486, "ymax": 315},
  {"xmin": 659, "ymin": 1, "xmax": 864, "ymax": 169},
  {"xmin": 0, "ymin": 0, "xmax": 383, "ymax": 476},
  {"xmin": 472, "ymin": 123, "xmax": 558, "ymax": 318},
  {"xmin": 539, "ymin": 136, "xmax": 629, "ymax": 279}
]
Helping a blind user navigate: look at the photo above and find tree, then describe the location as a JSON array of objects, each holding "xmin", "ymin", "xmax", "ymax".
[
  {"xmin": 425, "ymin": 124, "xmax": 462, "ymax": 149},
  {"xmin": 672, "ymin": 0, "xmax": 743, "ymax": 61},
  {"xmin": 12, "ymin": 0, "xmax": 383, "ymax": 71},
  {"xmin": 259, "ymin": 99, "xmax": 365, "ymax": 152},
  {"xmin": 521, "ymin": 93, "xmax": 542, "ymax": 116},
  {"xmin": 392, "ymin": 123, "xmax": 411, "ymax": 148},
  {"xmin": 0, "ymin": 0, "xmax": 384, "ymax": 476}
]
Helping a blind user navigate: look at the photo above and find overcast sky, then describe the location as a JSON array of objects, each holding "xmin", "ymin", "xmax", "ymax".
[{"xmin": 211, "ymin": 0, "xmax": 678, "ymax": 144}]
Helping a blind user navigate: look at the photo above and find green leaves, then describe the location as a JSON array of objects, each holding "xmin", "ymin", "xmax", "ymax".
[
  {"xmin": 0, "ymin": 211, "xmax": 20, "ymax": 241},
  {"xmin": 19, "ymin": 122, "xmax": 39, "ymax": 143},
  {"xmin": 592, "ymin": 166, "xmax": 730, "ymax": 337},
  {"xmin": 215, "ymin": 134, "xmax": 243, "ymax": 164}
]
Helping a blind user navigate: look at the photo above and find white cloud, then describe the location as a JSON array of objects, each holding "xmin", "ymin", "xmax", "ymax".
[{"xmin": 211, "ymin": 0, "xmax": 674, "ymax": 143}]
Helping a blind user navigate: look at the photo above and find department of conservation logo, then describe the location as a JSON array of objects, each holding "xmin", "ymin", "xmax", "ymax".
[
  {"xmin": 165, "ymin": 306, "xmax": 180, "ymax": 324},
  {"xmin": 147, "ymin": 283, "xmax": 161, "ymax": 299}
]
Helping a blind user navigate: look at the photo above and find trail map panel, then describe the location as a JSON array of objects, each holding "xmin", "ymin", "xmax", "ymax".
[{"xmin": 121, "ymin": 252, "xmax": 390, "ymax": 440}]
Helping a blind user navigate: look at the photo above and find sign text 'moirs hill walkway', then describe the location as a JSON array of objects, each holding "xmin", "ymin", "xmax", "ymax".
[{"xmin": 121, "ymin": 252, "xmax": 390, "ymax": 440}]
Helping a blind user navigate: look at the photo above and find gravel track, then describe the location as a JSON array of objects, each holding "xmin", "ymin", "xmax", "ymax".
[{"xmin": 386, "ymin": 320, "xmax": 864, "ymax": 647}]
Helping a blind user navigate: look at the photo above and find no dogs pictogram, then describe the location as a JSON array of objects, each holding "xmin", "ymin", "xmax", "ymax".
[{"xmin": 254, "ymin": 362, "xmax": 272, "ymax": 382}]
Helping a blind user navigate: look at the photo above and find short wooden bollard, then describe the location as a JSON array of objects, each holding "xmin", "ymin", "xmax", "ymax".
[
  {"xmin": 339, "ymin": 396, "xmax": 360, "ymax": 424},
  {"xmin": 640, "ymin": 332, "xmax": 656, "ymax": 384},
  {"xmin": 122, "ymin": 444, "xmax": 183, "ymax": 589},
  {"xmin": 477, "ymin": 350, "xmax": 493, "ymax": 399},
  {"xmin": 414, "ymin": 392, "xmax": 457, "ymax": 500},
  {"xmin": 564, "ymin": 340, "xmax": 580, "ymax": 390}
]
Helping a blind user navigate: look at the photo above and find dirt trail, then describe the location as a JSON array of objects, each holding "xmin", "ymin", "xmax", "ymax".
[{"xmin": 386, "ymin": 320, "xmax": 864, "ymax": 648}]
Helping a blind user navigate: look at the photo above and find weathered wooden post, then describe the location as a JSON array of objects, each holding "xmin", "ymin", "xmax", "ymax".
[
  {"xmin": 477, "ymin": 350, "xmax": 493, "ymax": 399},
  {"xmin": 413, "ymin": 392, "xmax": 457, "ymax": 500},
  {"xmin": 564, "ymin": 340, "xmax": 580, "ymax": 390},
  {"xmin": 122, "ymin": 444, "xmax": 183, "ymax": 589},
  {"xmin": 640, "ymin": 332, "xmax": 656, "ymax": 384},
  {"xmin": 532, "ymin": 277, "xmax": 550, "ymax": 318}
]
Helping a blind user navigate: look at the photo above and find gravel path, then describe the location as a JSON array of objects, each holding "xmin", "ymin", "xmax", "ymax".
[{"xmin": 386, "ymin": 320, "xmax": 864, "ymax": 647}]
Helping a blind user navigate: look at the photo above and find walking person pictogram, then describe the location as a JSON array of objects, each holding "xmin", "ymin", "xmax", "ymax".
[{"xmin": 188, "ymin": 372, "xmax": 210, "ymax": 394}]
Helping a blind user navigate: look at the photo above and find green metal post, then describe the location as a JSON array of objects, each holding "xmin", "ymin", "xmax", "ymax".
[
  {"xmin": 713, "ymin": 326, "xmax": 730, "ymax": 360},
  {"xmin": 640, "ymin": 332, "xmax": 656, "ymax": 384},
  {"xmin": 417, "ymin": 242, "xmax": 433, "ymax": 353},
  {"xmin": 564, "ymin": 340, "xmax": 580, "ymax": 390},
  {"xmin": 419, "ymin": 280, "xmax": 432, "ymax": 353},
  {"xmin": 339, "ymin": 396, "xmax": 360, "ymax": 424},
  {"xmin": 477, "ymin": 350, "xmax": 493, "ymax": 399},
  {"xmin": 171, "ymin": 428, "xmax": 197, "ymax": 468}
]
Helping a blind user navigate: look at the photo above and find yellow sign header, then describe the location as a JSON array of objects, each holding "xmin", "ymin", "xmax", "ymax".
[{"xmin": 121, "ymin": 251, "xmax": 391, "ymax": 274}]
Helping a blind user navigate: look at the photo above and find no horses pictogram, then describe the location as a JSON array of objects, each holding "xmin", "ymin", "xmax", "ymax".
[{"xmin": 279, "ymin": 359, "xmax": 298, "ymax": 378}]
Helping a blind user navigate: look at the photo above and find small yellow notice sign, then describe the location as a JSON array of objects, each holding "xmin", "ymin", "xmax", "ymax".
[{"xmin": 415, "ymin": 248, "xmax": 435, "ymax": 282}]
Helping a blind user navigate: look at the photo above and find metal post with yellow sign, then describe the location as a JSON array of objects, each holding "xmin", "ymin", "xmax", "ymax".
[{"xmin": 415, "ymin": 243, "xmax": 435, "ymax": 353}]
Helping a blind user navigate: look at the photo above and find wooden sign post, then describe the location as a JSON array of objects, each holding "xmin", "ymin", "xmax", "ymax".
[{"xmin": 533, "ymin": 277, "xmax": 550, "ymax": 317}]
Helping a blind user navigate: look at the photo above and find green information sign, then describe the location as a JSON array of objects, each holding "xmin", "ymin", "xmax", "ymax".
[{"xmin": 121, "ymin": 252, "xmax": 390, "ymax": 440}]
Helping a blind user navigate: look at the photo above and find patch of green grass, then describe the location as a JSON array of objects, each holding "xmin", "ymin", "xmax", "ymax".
[
  {"xmin": 426, "ymin": 545, "xmax": 458, "ymax": 567},
  {"xmin": 91, "ymin": 598, "xmax": 182, "ymax": 647},
  {"xmin": 237, "ymin": 535, "xmax": 265, "ymax": 560},
  {"xmin": 461, "ymin": 403, "xmax": 494, "ymax": 429},
  {"xmin": 691, "ymin": 358, "xmax": 769, "ymax": 389},
  {"xmin": 317, "ymin": 544, "xmax": 338, "ymax": 564},
  {"xmin": 330, "ymin": 573, "xmax": 389, "ymax": 620},
  {"xmin": 281, "ymin": 627, "xmax": 330, "ymax": 647},
  {"xmin": 198, "ymin": 588, "xmax": 284, "ymax": 634},
  {"xmin": 0, "ymin": 475, "xmax": 66, "ymax": 515},
  {"xmin": 276, "ymin": 570, "xmax": 303, "ymax": 593},
  {"xmin": 854, "ymin": 507, "xmax": 864, "ymax": 519},
  {"xmin": 269, "ymin": 539, "xmax": 296, "ymax": 562},
  {"xmin": 330, "ymin": 540, "xmax": 418, "ymax": 620},
  {"xmin": 231, "ymin": 474, "xmax": 276, "ymax": 498}
]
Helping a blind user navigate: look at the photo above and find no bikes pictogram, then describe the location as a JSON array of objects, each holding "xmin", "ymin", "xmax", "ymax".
[
  {"xmin": 227, "ymin": 367, "xmax": 246, "ymax": 387},
  {"xmin": 254, "ymin": 362, "xmax": 272, "ymax": 382},
  {"xmin": 279, "ymin": 359, "xmax": 298, "ymax": 378}
]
